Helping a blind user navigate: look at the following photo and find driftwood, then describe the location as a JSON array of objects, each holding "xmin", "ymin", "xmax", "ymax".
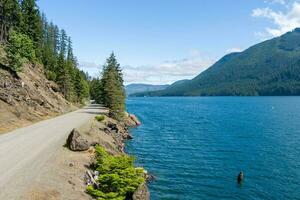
[{"xmin": 86, "ymin": 170, "xmax": 99, "ymax": 188}]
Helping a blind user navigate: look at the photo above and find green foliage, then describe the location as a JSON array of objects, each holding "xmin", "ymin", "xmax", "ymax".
[
  {"xmin": 74, "ymin": 70, "xmax": 90, "ymax": 103},
  {"xmin": 90, "ymin": 78, "xmax": 103, "ymax": 104},
  {"xmin": 0, "ymin": 0, "xmax": 21, "ymax": 42},
  {"xmin": 135, "ymin": 28, "xmax": 300, "ymax": 96},
  {"xmin": 45, "ymin": 70, "xmax": 57, "ymax": 81},
  {"xmin": 6, "ymin": 30, "xmax": 36, "ymax": 72},
  {"xmin": 86, "ymin": 146, "xmax": 145, "ymax": 200},
  {"xmin": 20, "ymin": 0, "xmax": 43, "ymax": 51},
  {"xmin": 100, "ymin": 53, "xmax": 126, "ymax": 120},
  {"xmin": 0, "ymin": 0, "xmax": 90, "ymax": 104},
  {"xmin": 95, "ymin": 115, "xmax": 105, "ymax": 122}
]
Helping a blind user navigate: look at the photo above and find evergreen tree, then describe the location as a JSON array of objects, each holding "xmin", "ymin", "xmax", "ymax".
[
  {"xmin": 90, "ymin": 78, "xmax": 102, "ymax": 104},
  {"xmin": 74, "ymin": 70, "xmax": 89, "ymax": 103},
  {"xmin": 100, "ymin": 53, "xmax": 125, "ymax": 120},
  {"xmin": 20, "ymin": 0, "xmax": 43, "ymax": 61},
  {"xmin": 20, "ymin": 0, "xmax": 43, "ymax": 50},
  {"xmin": 54, "ymin": 29, "xmax": 69, "ymax": 98},
  {"xmin": 0, "ymin": 0, "xmax": 21, "ymax": 42},
  {"xmin": 1, "ymin": 1, "xmax": 90, "ymax": 104}
]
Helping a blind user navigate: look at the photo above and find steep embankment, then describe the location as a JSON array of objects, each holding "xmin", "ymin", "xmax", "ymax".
[
  {"xmin": 134, "ymin": 28, "xmax": 300, "ymax": 96},
  {"xmin": 0, "ymin": 62, "xmax": 75, "ymax": 133}
]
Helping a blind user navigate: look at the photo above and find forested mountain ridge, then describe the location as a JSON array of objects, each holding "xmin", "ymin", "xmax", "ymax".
[
  {"xmin": 133, "ymin": 28, "xmax": 300, "ymax": 96},
  {"xmin": 125, "ymin": 83, "xmax": 169, "ymax": 96}
]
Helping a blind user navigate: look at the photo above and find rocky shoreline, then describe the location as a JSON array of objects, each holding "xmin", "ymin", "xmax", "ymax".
[{"xmin": 65, "ymin": 111, "xmax": 150, "ymax": 200}]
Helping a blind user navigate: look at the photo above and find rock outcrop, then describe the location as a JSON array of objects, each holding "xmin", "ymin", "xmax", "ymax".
[
  {"xmin": 124, "ymin": 113, "xmax": 141, "ymax": 127},
  {"xmin": 132, "ymin": 184, "xmax": 150, "ymax": 200}
]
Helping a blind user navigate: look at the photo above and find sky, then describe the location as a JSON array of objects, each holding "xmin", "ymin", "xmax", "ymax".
[{"xmin": 37, "ymin": 0, "xmax": 300, "ymax": 85}]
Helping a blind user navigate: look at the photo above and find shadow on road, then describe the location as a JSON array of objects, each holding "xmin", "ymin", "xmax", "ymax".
[{"xmin": 79, "ymin": 104, "xmax": 108, "ymax": 115}]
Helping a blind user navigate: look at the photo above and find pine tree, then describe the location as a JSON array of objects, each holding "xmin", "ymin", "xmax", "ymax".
[
  {"xmin": 90, "ymin": 78, "xmax": 102, "ymax": 104},
  {"xmin": 0, "ymin": 0, "xmax": 21, "ymax": 42},
  {"xmin": 100, "ymin": 53, "xmax": 125, "ymax": 120},
  {"xmin": 74, "ymin": 70, "xmax": 89, "ymax": 103},
  {"xmin": 1, "ymin": 1, "xmax": 90, "ymax": 104},
  {"xmin": 20, "ymin": 0, "xmax": 43, "ymax": 56}
]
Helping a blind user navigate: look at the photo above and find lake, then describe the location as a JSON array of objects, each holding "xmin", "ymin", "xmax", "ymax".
[{"xmin": 126, "ymin": 97, "xmax": 300, "ymax": 200}]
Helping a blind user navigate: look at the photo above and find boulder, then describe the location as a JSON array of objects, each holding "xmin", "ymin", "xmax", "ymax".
[
  {"xmin": 124, "ymin": 114, "xmax": 141, "ymax": 127},
  {"xmin": 132, "ymin": 184, "xmax": 150, "ymax": 200},
  {"xmin": 129, "ymin": 114, "xmax": 141, "ymax": 126},
  {"xmin": 66, "ymin": 128, "xmax": 90, "ymax": 151}
]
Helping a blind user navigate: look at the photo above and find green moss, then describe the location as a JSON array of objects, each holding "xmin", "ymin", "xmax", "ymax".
[{"xmin": 86, "ymin": 146, "xmax": 145, "ymax": 200}]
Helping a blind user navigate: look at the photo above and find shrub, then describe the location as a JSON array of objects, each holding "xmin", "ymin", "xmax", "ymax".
[
  {"xmin": 6, "ymin": 30, "xmax": 36, "ymax": 72},
  {"xmin": 86, "ymin": 146, "xmax": 145, "ymax": 200},
  {"xmin": 46, "ymin": 70, "xmax": 57, "ymax": 81},
  {"xmin": 95, "ymin": 115, "xmax": 105, "ymax": 122}
]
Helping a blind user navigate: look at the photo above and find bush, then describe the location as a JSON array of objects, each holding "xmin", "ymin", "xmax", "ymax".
[
  {"xmin": 86, "ymin": 146, "xmax": 145, "ymax": 200},
  {"xmin": 46, "ymin": 70, "xmax": 57, "ymax": 81},
  {"xmin": 6, "ymin": 30, "xmax": 36, "ymax": 72},
  {"xmin": 95, "ymin": 115, "xmax": 105, "ymax": 122}
]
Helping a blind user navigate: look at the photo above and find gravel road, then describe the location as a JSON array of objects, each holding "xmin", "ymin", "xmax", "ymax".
[{"xmin": 0, "ymin": 104, "xmax": 105, "ymax": 199}]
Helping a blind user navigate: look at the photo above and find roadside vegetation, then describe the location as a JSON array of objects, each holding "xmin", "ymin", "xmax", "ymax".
[
  {"xmin": 1, "ymin": 0, "xmax": 89, "ymax": 104},
  {"xmin": 86, "ymin": 146, "xmax": 145, "ymax": 200},
  {"xmin": 95, "ymin": 115, "xmax": 105, "ymax": 122},
  {"xmin": 90, "ymin": 53, "xmax": 126, "ymax": 120}
]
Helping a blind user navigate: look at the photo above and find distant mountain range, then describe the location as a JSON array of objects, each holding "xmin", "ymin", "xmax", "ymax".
[
  {"xmin": 132, "ymin": 28, "xmax": 300, "ymax": 96},
  {"xmin": 125, "ymin": 83, "xmax": 169, "ymax": 96}
]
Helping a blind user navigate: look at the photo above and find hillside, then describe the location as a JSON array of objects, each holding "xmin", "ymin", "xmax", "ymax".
[
  {"xmin": 126, "ymin": 83, "xmax": 169, "ymax": 96},
  {"xmin": 134, "ymin": 28, "xmax": 300, "ymax": 96},
  {"xmin": 0, "ymin": 62, "xmax": 75, "ymax": 133}
]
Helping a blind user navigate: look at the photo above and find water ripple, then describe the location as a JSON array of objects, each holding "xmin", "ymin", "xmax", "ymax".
[{"xmin": 126, "ymin": 97, "xmax": 300, "ymax": 200}]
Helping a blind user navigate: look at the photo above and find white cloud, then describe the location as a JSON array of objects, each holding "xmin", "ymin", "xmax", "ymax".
[
  {"xmin": 264, "ymin": 0, "xmax": 287, "ymax": 5},
  {"xmin": 123, "ymin": 53, "xmax": 216, "ymax": 85},
  {"xmin": 252, "ymin": 1, "xmax": 300, "ymax": 38},
  {"xmin": 78, "ymin": 61, "xmax": 102, "ymax": 77},
  {"xmin": 226, "ymin": 47, "xmax": 243, "ymax": 54},
  {"xmin": 79, "ymin": 61, "xmax": 101, "ymax": 69},
  {"xmin": 79, "ymin": 53, "xmax": 216, "ymax": 85}
]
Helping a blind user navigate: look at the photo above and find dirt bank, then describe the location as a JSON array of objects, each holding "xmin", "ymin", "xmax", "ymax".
[{"xmin": 0, "ymin": 63, "xmax": 76, "ymax": 134}]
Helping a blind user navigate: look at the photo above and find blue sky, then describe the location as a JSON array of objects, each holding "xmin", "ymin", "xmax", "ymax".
[{"xmin": 38, "ymin": 0, "xmax": 300, "ymax": 84}]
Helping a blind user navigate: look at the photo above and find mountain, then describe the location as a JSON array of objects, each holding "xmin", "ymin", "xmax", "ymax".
[
  {"xmin": 169, "ymin": 79, "xmax": 189, "ymax": 87},
  {"xmin": 133, "ymin": 28, "xmax": 300, "ymax": 96},
  {"xmin": 125, "ymin": 83, "xmax": 169, "ymax": 96}
]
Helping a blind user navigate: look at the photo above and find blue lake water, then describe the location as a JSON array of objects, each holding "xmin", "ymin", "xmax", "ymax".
[{"xmin": 125, "ymin": 97, "xmax": 300, "ymax": 200}]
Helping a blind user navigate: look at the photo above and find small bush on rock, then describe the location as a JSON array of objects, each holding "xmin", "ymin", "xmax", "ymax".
[{"xmin": 86, "ymin": 146, "xmax": 145, "ymax": 200}]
